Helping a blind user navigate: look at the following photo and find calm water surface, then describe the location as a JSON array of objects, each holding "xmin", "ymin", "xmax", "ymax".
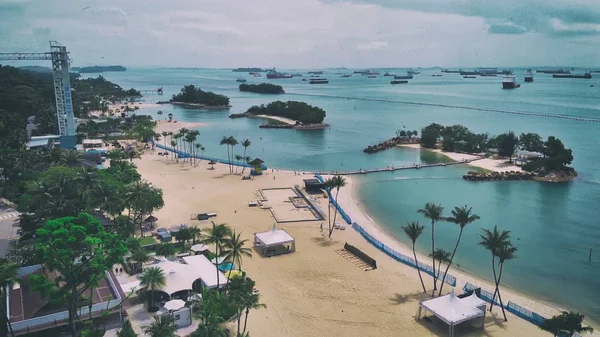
[{"xmin": 99, "ymin": 68, "xmax": 600, "ymax": 322}]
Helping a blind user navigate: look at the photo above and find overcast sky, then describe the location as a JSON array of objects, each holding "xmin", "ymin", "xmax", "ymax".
[{"xmin": 1, "ymin": 0, "xmax": 599, "ymax": 68}]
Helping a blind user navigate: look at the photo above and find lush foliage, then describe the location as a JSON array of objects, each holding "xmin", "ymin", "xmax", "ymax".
[
  {"xmin": 239, "ymin": 83, "xmax": 284, "ymax": 94},
  {"xmin": 495, "ymin": 131, "xmax": 519, "ymax": 161},
  {"xmin": 172, "ymin": 85, "xmax": 230, "ymax": 106},
  {"xmin": 247, "ymin": 101, "xmax": 326, "ymax": 124},
  {"xmin": 116, "ymin": 320, "xmax": 137, "ymax": 337},
  {"xmin": 522, "ymin": 136, "xmax": 574, "ymax": 173},
  {"xmin": 540, "ymin": 311, "xmax": 594, "ymax": 337},
  {"xmin": 139, "ymin": 266, "xmax": 166, "ymax": 311},
  {"xmin": 30, "ymin": 213, "xmax": 127, "ymax": 337},
  {"xmin": 75, "ymin": 65, "xmax": 127, "ymax": 73},
  {"xmin": 142, "ymin": 314, "xmax": 177, "ymax": 337},
  {"xmin": 519, "ymin": 132, "xmax": 544, "ymax": 152},
  {"xmin": 419, "ymin": 123, "xmax": 443, "ymax": 148},
  {"xmin": 420, "ymin": 123, "xmax": 488, "ymax": 152}
]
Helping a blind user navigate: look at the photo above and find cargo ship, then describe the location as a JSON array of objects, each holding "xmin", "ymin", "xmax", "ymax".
[
  {"xmin": 266, "ymin": 69, "xmax": 293, "ymax": 79},
  {"xmin": 502, "ymin": 75, "xmax": 520, "ymax": 89},
  {"xmin": 367, "ymin": 75, "xmax": 377, "ymax": 78},
  {"xmin": 431, "ymin": 74, "xmax": 443, "ymax": 77},
  {"xmin": 309, "ymin": 78, "xmax": 329, "ymax": 84},
  {"xmin": 236, "ymin": 77, "xmax": 247, "ymax": 83},
  {"xmin": 536, "ymin": 68, "xmax": 570, "ymax": 74},
  {"xmin": 480, "ymin": 73, "xmax": 497, "ymax": 77},
  {"xmin": 552, "ymin": 72, "xmax": 592, "ymax": 79},
  {"xmin": 407, "ymin": 69, "xmax": 420, "ymax": 75},
  {"xmin": 384, "ymin": 72, "xmax": 396, "ymax": 76},
  {"xmin": 442, "ymin": 69, "xmax": 462, "ymax": 73},
  {"xmin": 394, "ymin": 74, "xmax": 413, "ymax": 80},
  {"xmin": 390, "ymin": 80, "xmax": 408, "ymax": 84},
  {"xmin": 249, "ymin": 72, "xmax": 262, "ymax": 77},
  {"xmin": 524, "ymin": 69, "xmax": 534, "ymax": 82},
  {"xmin": 308, "ymin": 71, "xmax": 323, "ymax": 75},
  {"xmin": 460, "ymin": 70, "xmax": 480, "ymax": 76},
  {"xmin": 463, "ymin": 76, "xmax": 477, "ymax": 79},
  {"xmin": 341, "ymin": 74, "xmax": 352, "ymax": 78},
  {"xmin": 354, "ymin": 69, "xmax": 380, "ymax": 75}
]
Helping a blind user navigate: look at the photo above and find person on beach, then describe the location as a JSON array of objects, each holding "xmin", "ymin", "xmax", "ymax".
[{"xmin": 320, "ymin": 223, "xmax": 323, "ymax": 232}]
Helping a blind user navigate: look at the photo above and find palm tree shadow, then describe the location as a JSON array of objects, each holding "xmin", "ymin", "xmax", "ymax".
[
  {"xmin": 390, "ymin": 291, "xmax": 430, "ymax": 305},
  {"xmin": 483, "ymin": 311, "xmax": 508, "ymax": 330},
  {"xmin": 311, "ymin": 235, "xmax": 339, "ymax": 247}
]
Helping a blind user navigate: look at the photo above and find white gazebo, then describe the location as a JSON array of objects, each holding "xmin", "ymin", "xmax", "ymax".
[
  {"xmin": 254, "ymin": 226, "xmax": 295, "ymax": 257},
  {"xmin": 182, "ymin": 255, "xmax": 227, "ymax": 289},
  {"xmin": 417, "ymin": 290, "xmax": 486, "ymax": 337}
]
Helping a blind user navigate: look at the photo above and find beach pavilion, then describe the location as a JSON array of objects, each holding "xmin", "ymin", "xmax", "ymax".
[
  {"xmin": 417, "ymin": 290, "xmax": 486, "ymax": 337},
  {"xmin": 254, "ymin": 226, "xmax": 296, "ymax": 257}
]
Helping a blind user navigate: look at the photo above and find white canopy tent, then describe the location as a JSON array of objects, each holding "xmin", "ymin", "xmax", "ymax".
[
  {"xmin": 183, "ymin": 255, "xmax": 227, "ymax": 289},
  {"xmin": 190, "ymin": 244, "xmax": 209, "ymax": 253},
  {"xmin": 254, "ymin": 227, "xmax": 296, "ymax": 257},
  {"xmin": 417, "ymin": 290, "xmax": 485, "ymax": 337}
]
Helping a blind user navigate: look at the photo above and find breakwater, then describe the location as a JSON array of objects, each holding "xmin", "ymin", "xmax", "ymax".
[
  {"xmin": 363, "ymin": 137, "xmax": 419, "ymax": 153},
  {"xmin": 316, "ymin": 157, "xmax": 484, "ymax": 176},
  {"xmin": 285, "ymin": 92, "xmax": 600, "ymax": 123},
  {"xmin": 463, "ymin": 170, "xmax": 535, "ymax": 181}
]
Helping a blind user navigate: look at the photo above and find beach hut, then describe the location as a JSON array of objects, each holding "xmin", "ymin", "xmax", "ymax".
[
  {"xmin": 249, "ymin": 158, "xmax": 267, "ymax": 175},
  {"xmin": 416, "ymin": 290, "xmax": 485, "ymax": 337},
  {"xmin": 303, "ymin": 178, "xmax": 325, "ymax": 193},
  {"xmin": 254, "ymin": 226, "xmax": 296, "ymax": 257}
]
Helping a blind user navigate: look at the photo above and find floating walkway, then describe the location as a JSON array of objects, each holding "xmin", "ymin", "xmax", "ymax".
[
  {"xmin": 155, "ymin": 143, "xmax": 251, "ymax": 168},
  {"xmin": 315, "ymin": 157, "xmax": 485, "ymax": 176},
  {"xmin": 285, "ymin": 92, "xmax": 600, "ymax": 123}
]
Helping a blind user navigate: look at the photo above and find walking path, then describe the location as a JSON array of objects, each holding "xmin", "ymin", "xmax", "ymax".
[{"xmin": 315, "ymin": 156, "xmax": 485, "ymax": 175}]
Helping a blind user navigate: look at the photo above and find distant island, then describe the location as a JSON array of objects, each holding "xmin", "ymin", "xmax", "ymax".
[
  {"xmin": 73, "ymin": 65, "xmax": 127, "ymax": 73},
  {"xmin": 230, "ymin": 101, "xmax": 329, "ymax": 130},
  {"xmin": 19, "ymin": 66, "xmax": 52, "ymax": 73},
  {"xmin": 170, "ymin": 84, "xmax": 230, "ymax": 109},
  {"xmin": 239, "ymin": 83, "xmax": 284, "ymax": 94},
  {"xmin": 232, "ymin": 67, "xmax": 266, "ymax": 72}
]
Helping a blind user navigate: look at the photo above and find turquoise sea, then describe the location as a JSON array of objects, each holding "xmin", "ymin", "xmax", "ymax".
[{"xmin": 98, "ymin": 68, "xmax": 600, "ymax": 322}]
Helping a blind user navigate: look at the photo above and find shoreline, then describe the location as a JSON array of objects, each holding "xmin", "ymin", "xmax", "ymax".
[
  {"xmin": 171, "ymin": 101, "xmax": 231, "ymax": 110},
  {"xmin": 335, "ymin": 174, "xmax": 600, "ymax": 329},
  {"xmin": 397, "ymin": 143, "xmax": 523, "ymax": 173},
  {"xmin": 154, "ymin": 120, "xmax": 207, "ymax": 133}
]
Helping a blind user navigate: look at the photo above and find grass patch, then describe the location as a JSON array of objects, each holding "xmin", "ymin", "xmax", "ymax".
[{"xmin": 139, "ymin": 237, "xmax": 156, "ymax": 246}]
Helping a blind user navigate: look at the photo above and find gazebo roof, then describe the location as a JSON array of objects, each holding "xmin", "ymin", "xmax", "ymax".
[
  {"xmin": 255, "ymin": 228, "xmax": 295, "ymax": 247},
  {"xmin": 420, "ymin": 291, "xmax": 484, "ymax": 325},
  {"xmin": 249, "ymin": 158, "xmax": 264, "ymax": 165}
]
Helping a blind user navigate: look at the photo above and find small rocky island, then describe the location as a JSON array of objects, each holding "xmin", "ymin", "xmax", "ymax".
[
  {"xmin": 239, "ymin": 83, "xmax": 284, "ymax": 94},
  {"xmin": 170, "ymin": 84, "xmax": 231, "ymax": 109},
  {"xmin": 230, "ymin": 101, "xmax": 329, "ymax": 130},
  {"xmin": 73, "ymin": 65, "xmax": 127, "ymax": 73},
  {"xmin": 364, "ymin": 130, "xmax": 420, "ymax": 153}
]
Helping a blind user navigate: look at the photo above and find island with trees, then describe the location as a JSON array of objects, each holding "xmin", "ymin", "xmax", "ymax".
[
  {"xmin": 230, "ymin": 101, "xmax": 329, "ymax": 129},
  {"xmin": 239, "ymin": 83, "xmax": 285, "ymax": 94},
  {"xmin": 364, "ymin": 129, "xmax": 420, "ymax": 153},
  {"xmin": 72, "ymin": 65, "xmax": 127, "ymax": 73},
  {"xmin": 232, "ymin": 67, "xmax": 266, "ymax": 72},
  {"xmin": 417, "ymin": 123, "xmax": 576, "ymax": 181},
  {"xmin": 170, "ymin": 84, "xmax": 231, "ymax": 109}
]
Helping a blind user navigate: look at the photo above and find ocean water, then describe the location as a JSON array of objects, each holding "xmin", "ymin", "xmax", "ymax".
[{"xmin": 98, "ymin": 68, "xmax": 600, "ymax": 322}]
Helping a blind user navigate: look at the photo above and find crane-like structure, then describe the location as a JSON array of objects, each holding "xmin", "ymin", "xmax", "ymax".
[{"xmin": 0, "ymin": 41, "xmax": 76, "ymax": 148}]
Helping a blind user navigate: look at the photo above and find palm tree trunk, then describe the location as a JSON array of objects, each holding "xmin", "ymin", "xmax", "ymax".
[
  {"xmin": 215, "ymin": 244, "xmax": 220, "ymax": 290},
  {"xmin": 438, "ymin": 228, "xmax": 464, "ymax": 296},
  {"xmin": 241, "ymin": 148, "xmax": 247, "ymax": 174},
  {"xmin": 495, "ymin": 263, "xmax": 508, "ymax": 321},
  {"xmin": 226, "ymin": 145, "xmax": 231, "ymax": 174},
  {"xmin": 0, "ymin": 292, "xmax": 16, "ymax": 337},
  {"xmin": 431, "ymin": 219, "xmax": 437, "ymax": 296},
  {"xmin": 489, "ymin": 255, "xmax": 498, "ymax": 312},
  {"xmin": 328, "ymin": 188, "xmax": 341, "ymax": 238},
  {"xmin": 237, "ymin": 309, "xmax": 242, "ymax": 336},
  {"xmin": 242, "ymin": 308, "xmax": 250, "ymax": 334},
  {"xmin": 413, "ymin": 243, "xmax": 427, "ymax": 292}
]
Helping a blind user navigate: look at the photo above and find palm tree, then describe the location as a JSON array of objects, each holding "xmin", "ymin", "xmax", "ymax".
[
  {"xmin": 170, "ymin": 140, "xmax": 177, "ymax": 161},
  {"xmin": 428, "ymin": 248, "xmax": 451, "ymax": 284},
  {"xmin": 494, "ymin": 243, "xmax": 517, "ymax": 321},
  {"xmin": 157, "ymin": 110, "xmax": 163, "ymax": 120},
  {"xmin": 161, "ymin": 131, "xmax": 169, "ymax": 149},
  {"xmin": 438, "ymin": 205, "xmax": 480, "ymax": 296},
  {"xmin": 189, "ymin": 226, "xmax": 202, "ymax": 244},
  {"xmin": 240, "ymin": 139, "xmax": 251, "ymax": 174},
  {"xmin": 222, "ymin": 230, "xmax": 252, "ymax": 275},
  {"xmin": 417, "ymin": 202, "xmax": 444, "ymax": 295},
  {"xmin": 156, "ymin": 243, "xmax": 176, "ymax": 258},
  {"xmin": 0, "ymin": 259, "xmax": 18, "ymax": 337},
  {"xmin": 478, "ymin": 225, "xmax": 511, "ymax": 312},
  {"xmin": 142, "ymin": 314, "xmax": 177, "ymax": 337},
  {"xmin": 220, "ymin": 136, "xmax": 231, "ymax": 173},
  {"xmin": 234, "ymin": 155, "xmax": 243, "ymax": 174},
  {"xmin": 139, "ymin": 266, "xmax": 166, "ymax": 311},
  {"xmin": 327, "ymin": 175, "xmax": 346, "ymax": 239},
  {"xmin": 129, "ymin": 247, "xmax": 151, "ymax": 273},
  {"xmin": 228, "ymin": 136, "xmax": 239, "ymax": 174},
  {"xmin": 195, "ymin": 143, "xmax": 202, "ymax": 166},
  {"xmin": 59, "ymin": 149, "xmax": 83, "ymax": 167},
  {"xmin": 541, "ymin": 311, "xmax": 594, "ymax": 337},
  {"xmin": 201, "ymin": 222, "xmax": 232, "ymax": 290},
  {"xmin": 242, "ymin": 294, "xmax": 266, "ymax": 335},
  {"xmin": 401, "ymin": 221, "xmax": 426, "ymax": 292}
]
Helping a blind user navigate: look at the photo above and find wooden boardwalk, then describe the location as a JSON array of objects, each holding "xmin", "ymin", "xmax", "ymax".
[{"xmin": 315, "ymin": 156, "xmax": 485, "ymax": 176}]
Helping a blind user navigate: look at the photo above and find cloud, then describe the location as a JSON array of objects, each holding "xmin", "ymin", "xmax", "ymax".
[
  {"xmin": 356, "ymin": 41, "xmax": 389, "ymax": 50},
  {"xmin": 488, "ymin": 21, "xmax": 528, "ymax": 35}
]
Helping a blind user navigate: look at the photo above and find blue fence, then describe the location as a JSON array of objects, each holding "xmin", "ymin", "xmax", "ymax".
[
  {"xmin": 156, "ymin": 143, "xmax": 251, "ymax": 168},
  {"xmin": 314, "ymin": 174, "xmax": 456, "ymax": 287}
]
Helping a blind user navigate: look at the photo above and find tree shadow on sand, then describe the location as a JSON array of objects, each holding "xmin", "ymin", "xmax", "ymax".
[
  {"xmin": 311, "ymin": 235, "xmax": 340, "ymax": 247},
  {"xmin": 390, "ymin": 291, "xmax": 431, "ymax": 305}
]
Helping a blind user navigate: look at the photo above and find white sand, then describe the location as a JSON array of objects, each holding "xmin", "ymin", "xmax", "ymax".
[
  {"xmin": 253, "ymin": 114, "xmax": 297, "ymax": 125},
  {"xmin": 155, "ymin": 120, "xmax": 206, "ymax": 134},
  {"xmin": 398, "ymin": 144, "xmax": 522, "ymax": 172},
  {"xmin": 125, "ymin": 150, "xmax": 572, "ymax": 337}
]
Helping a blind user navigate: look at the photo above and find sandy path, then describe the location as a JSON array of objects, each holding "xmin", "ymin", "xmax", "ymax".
[{"xmin": 130, "ymin": 151, "xmax": 558, "ymax": 337}]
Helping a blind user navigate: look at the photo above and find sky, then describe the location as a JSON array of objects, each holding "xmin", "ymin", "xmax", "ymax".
[{"xmin": 1, "ymin": 0, "xmax": 599, "ymax": 68}]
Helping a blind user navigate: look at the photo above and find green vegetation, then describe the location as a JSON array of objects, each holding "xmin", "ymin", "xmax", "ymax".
[
  {"xmin": 247, "ymin": 101, "xmax": 326, "ymax": 124},
  {"xmin": 420, "ymin": 123, "xmax": 488, "ymax": 152},
  {"xmin": 541, "ymin": 311, "xmax": 594, "ymax": 336},
  {"xmin": 172, "ymin": 85, "xmax": 230, "ymax": 107},
  {"xmin": 30, "ymin": 213, "xmax": 127, "ymax": 337},
  {"xmin": 417, "ymin": 202, "xmax": 444, "ymax": 296},
  {"xmin": 523, "ymin": 136, "xmax": 574, "ymax": 173},
  {"xmin": 0, "ymin": 258, "xmax": 18, "ymax": 337},
  {"xmin": 116, "ymin": 320, "xmax": 137, "ymax": 337},
  {"xmin": 239, "ymin": 83, "xmax": 284, "ymax": 94},
  {"xmin": 139, "ymin": 267, "xmax": 166, "ymax": 311},
  {"xmin": 75, "ymin": 65, "xmax": 127, "ymax": 73},
  {"xmin": 324, "ymin": 175, "xmax": 346, "ymax": 239},
  {"xmin": 402, "ymin": 221, "xmax": 427, "ymax": 292},
  {"xmin": 142, "ymin": 314, "xmax": 176, "ymax": 337}
]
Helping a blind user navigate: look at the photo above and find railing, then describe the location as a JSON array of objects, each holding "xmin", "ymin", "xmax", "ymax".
[
  {"xmin": 155, "ymin": 143, "xmax": 252, "ymax": 168},
  {"xmin": 463, "ymin": 282, "xmax": 501, "ymax": 307},
  {"xmin": 314, "ymin": 174, "xmax": 456, "ymax": 286}
]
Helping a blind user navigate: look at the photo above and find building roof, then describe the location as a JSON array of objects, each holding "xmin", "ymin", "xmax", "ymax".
[
  {"xmin": 420, "ymin": 291, "xmax": 484, "ymax": 325},
  {"xmin": 82, "ymin": 139, "xmax": 103, "ymax": 144},
  {"xmin": 26, "ymin": 138, "xmax": 50, "ymax": 149},
  {"xmin": 459, "ymin": 292, "xmax": 487, "ymax": 309},
  {"xmin": 249, "ymin": 158, "xmax": 264, "ymax": 165},
  {"xmin": 152, "ymin": 260, "xmax": 201, "ymax": 294},
  {"xmin": 254, "ymin": 228, "xmax": 295, "ymax": 247},
  {"xmin": 303, "ymin": 178, "xmax": 323, "ymax": 185},
  {"xmin": 182, "ymin": 255, "xmax": 227, "ymax": 289}
]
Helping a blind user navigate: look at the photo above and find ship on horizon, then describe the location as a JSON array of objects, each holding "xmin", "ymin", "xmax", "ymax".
[
  {"xmin": 354, "ymin": 69, "xmax": 380, "ymax": 76},
  {"xmin": 502, "ymin": 75, "xmax": 520, "ymax": 89},
  {"xmin": 552, "ymin": 72, "xmax": 592, "ymax": 79},
  {"xmin": 536, "ymin": 68, "xmax": 570, "ymax": 74},
  {"xmin": 524, "ymin": 69, "xmax": 534, "ymax": 82},
  {"xmin": 266, "ymin": 68, "xmax": 293, "ymax": 79}
]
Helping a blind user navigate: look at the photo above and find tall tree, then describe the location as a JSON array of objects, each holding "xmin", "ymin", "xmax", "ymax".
[
  {"xmin": 241, "ymin": 293, "xmax": 266, "ymax": 335},
  {"xmin": 220, "ymin": 136, "xmax": 231, "ymax": 173},
  {"xmin": 201, "ymin": 222, "xmax": 232, "ymax": 290},
  {"xmin": 541, "ymin": 311, "xmax": 594, "ymax": 337},
  {"xmin": 228, "ymin": 136, "xmax": 239, "ymax": 174},
  {"xmin": 142, "ymin": 314, "xmax": 177, "ymax": 337},
  {"xmin": 494, "ymin": 242, "xmax": 518, "ymax": 321},
  {"xmin": 496, "ymin": 131, "xmax": 519, "ymax": 162},
  {"xmin": 139, "ymin": 266, "xmax": 166, "ymax": 311},
  {"xmin": 125, "ymin": 181, "xmax": 164, "ymax": 237},
  {"xmin": 31, "ymin": 213, "xmax": 127, "ymax": 337},
  {"xmin": 240, "ymin": 139, "xmax": 251, "ymax": 174},
  {"xmin": 429, "ymin": 248, "xmax": 451, "ymax": 286},
  {"xmin": 417, "ymin": 202, "xmax": 444, "ymax": 295},
  {"xmin": 438, "ymin": 205, "xmax": 480, "ymax": 296},
  {"xmin": 326, "ymin": 175, "xmax": 346, "ymax": 239},
  {"xmin": 401, "ymin": 221, "xmax": 427, "ymax": 292},
  {"xmin": 234, "ymin": 155, "xmax": 243, "ymax": 174},
  {"xmin": 478, "ymin": 226, "xmax": 511, "ymax": 313},
  {"xmin": 222, "ymin": 230, "xmax": 252, "ymax": 274},
  {"xmin": 189, "ymin": 226, "xmax": 203, "ymax": 244},
  {"xmin": 0, "ymin": 258, "xmax": 18, "ymax": 337}
]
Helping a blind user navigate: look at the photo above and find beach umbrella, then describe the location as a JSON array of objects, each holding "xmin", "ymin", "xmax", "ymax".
[
  {"xmin": 164, "ymin": 299, "xmax": 185, "ymax": 311},
  {"xmin": 145, "ymin": 215, "xmax": 158, "ymax": 223},
  {"xmin": 225, "ymin": 270, "xmax": 242, "ymax": 279},
  {"xmin": 190, "ymin": 244, "xmax": 209, "ymax": 252}
]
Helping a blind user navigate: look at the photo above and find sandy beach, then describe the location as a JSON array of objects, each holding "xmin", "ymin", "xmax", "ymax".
[
  {"xmin": 252, "ymin": 114, "xmax": 297, "ymax": 125},
  {"xmin": 398, "ymin": 144, "xmax": 522, "ymax": 172},
  {"xmin": 126, "ymin": 147, "xmax": 573, "ymax": 337},
  {"xmin": 154, "ymin": 120, "xmax": 207, "ymax": 133}
]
